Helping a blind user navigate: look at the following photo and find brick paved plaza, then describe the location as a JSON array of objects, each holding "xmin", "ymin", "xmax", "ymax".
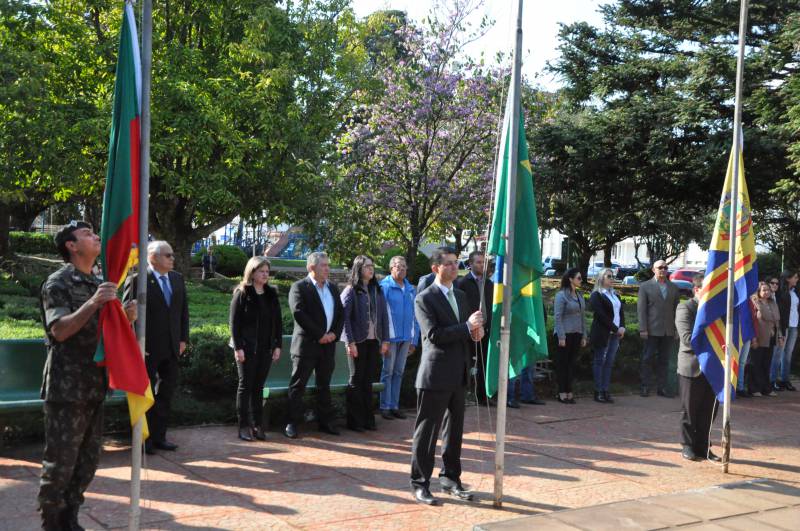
[{"xmin": 2, "ymin": 386, "xmax": 798, "ymax": 530}]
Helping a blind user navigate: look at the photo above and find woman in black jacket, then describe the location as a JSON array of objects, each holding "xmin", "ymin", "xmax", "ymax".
[
  {"xmin": 589, "ymin": 268, "xmax": 626, "ymax": 403},
  {"xmin": 340, "ymin": 255, "xmax": 389, "ymax": 432},
  {"xmin": 229, "ymin": 256, "xmax": 283, "ymax": 441}
]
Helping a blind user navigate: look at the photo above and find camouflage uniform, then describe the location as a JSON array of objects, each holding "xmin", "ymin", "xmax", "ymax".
[{"xmin": 38, "ymin": 264, "xmax": 107, "ymax": 530}]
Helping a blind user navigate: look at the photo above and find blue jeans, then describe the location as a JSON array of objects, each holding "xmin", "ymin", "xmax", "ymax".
[
  {"xmin": 593, "ymin": 335, "xmax": 620, "ymax": 392},
  {"xmin": 380, "ymin": 341, "xmax": 410, "ymax": 411},
  {"xmin": 770, "ymin": 327, "xmax": 798, "ymax": 383},
  {"xmin": 737, "ymin": 340, "xmax": 751, "ymax": 392},
  {"xmin": 508, "ymin": 366, "xmax": 537, "ymax": 403}
]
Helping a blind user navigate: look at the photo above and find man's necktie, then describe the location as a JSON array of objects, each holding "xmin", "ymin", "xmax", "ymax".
[
  {"xmin": 160, "ymin": 275, "xmax": 172, "ymax": 306},
  {"xmin": 446, "ymin": 288, "xmax": 458, "ymax": 318}
]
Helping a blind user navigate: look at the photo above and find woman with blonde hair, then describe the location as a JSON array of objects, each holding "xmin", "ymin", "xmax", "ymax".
[
  {"xmin": 229, "ymin": 256, "xmax": 283, "ymax": 441},
  {"xmin": 750, "ymin": 281, "xmax": 784, "ymax": 397},
  {"xmin": 588, "ymin": 267, "xmax": 625, "ymax": 403}
]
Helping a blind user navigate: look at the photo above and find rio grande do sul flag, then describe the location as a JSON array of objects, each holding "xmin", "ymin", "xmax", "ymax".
[
  {"xmin": 691, "ymin": 140, "xmax": 758, "ymax": 403},
  {"xmin": 95, "ymin": 2, "xmax": 154, "ymax": 438}
]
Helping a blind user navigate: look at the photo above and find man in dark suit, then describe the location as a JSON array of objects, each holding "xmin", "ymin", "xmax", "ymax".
[
  {"xmin": 410, "ymin": 247, "xmax": 484, "ymax": 505},
  {"xmin": 675, "ymin": 273, "xmax": 720, "ymax": 463},
  {"xmin": 284, "ymin": 251, "xmax": 344, "ymax": 439},
  {"xmin": 454, "ymin": 251, "xmax": 493, "ymax": 403},
  {"xmin": 123, "ymin": 241, "xmax": 189, "ymax": 455},
  {"xmin": 637, "ymin": 259, "xmax": 680, "ymax": 397}
]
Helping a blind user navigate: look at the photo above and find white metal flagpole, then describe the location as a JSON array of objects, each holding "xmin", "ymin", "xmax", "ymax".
[
  {"xmin": 130, "ymin": 0, "xmax": 152, "ymax": 528},
  {"xmin": 722, "ymin": 0, "xmax": 749, "ymax": 474},
  {"xmin": 493, "ymin": 0, "xmax": 524, "ymax": 508}
]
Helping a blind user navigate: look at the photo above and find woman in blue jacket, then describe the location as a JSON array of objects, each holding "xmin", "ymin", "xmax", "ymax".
[
  {"xmin": 378, "ymin": 256, "xmax": 419, "ymax": 420},
  {"xmin": 341, "ymin": 255, "xmax": 390, "ymax": 431}
]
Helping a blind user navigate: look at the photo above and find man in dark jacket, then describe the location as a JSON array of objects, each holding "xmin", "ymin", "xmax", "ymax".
[
  {"xmin": 123, "ymin": 241, "xmax": 190, "ymax": 454},
  {"xmin": 410, "ymin": 248, "xmax": 484, "ymax": 505},
  {"xmin": 675, "ymin": 273, "xmax": 720, "ymax": 462},
  {"xmin": 284, "ymin": 251, "xmax": 344, "ymax": 439}
]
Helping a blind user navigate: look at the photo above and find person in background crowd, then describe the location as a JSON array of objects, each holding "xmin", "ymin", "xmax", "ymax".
[
  {"xmin": 736, "ymin": 297, "xmax": 758, "ymax": 398},
  {"xmin": 589, "ymin": 268, "xmax": 625, "ymax": 403},
  {"xmin": 675, "ymin": 274, "xmax": 720, "ymax": 462},
  {"xmin": 637, "ymin": 260, "xmax": 680, "ymax": 398},
  {"xmin": 507, "ymin": 364, "xmax": 545, "ymax": 407},
  {"xmin": 379, "ymin": 256, "xmax": 419, "ymax": 420},
  {"xmin": 553, "ymin": 267, "xmax": 587, "ymax": 404},
  {"xmin": 229, "ymin": 256, "xmax": 282, "ymax": 441},
  {"xmin": 201, "ymin": 247, "xmax": 218, "ymax": 280},
  {"xmin": 772, "ymin": 270, "xmax": 798, "ymax": 391},
  {"xmin": 124, "ymin": 241, "xmax": 190, "ymax": 455},
  {"xmin": 39, "ymin": 222, "xmax": 137, "ymax": 531},
  {"xmin": 285, "ymin": 252, "xmax": 344, "ymax": 439},
  {"xmin": 341, "ymin": 255, "xmax": 390, "ymax": 432},
  {"xmin": 454, "ymin": 251, "xmax": 493, "ymax": 404},
  {"xmin": 410, "ymin": 247, "xmax": 484, "ymax": 505},
  {"xmin": 750, "ymin": 281, "xmax": 784, "ymax": 397}
]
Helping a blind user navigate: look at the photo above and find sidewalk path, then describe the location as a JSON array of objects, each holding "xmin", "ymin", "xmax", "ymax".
[{"xmin": 1, "ymin": 387, "xmax": 798, "ymax": 530}]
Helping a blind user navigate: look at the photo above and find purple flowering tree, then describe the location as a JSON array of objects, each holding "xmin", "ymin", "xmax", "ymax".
[{"xmin": 333, "ymin": 2, "xmax": 499, "ymax": 277}]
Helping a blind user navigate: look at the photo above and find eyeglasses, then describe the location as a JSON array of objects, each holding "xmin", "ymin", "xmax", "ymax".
[
  {"xmin": 769, "ymin": 281, "xmax": 779, "ymax": 285},
  {"xmin": 656, "ymin": 266, "xmax": 668, "ymax": 270}
]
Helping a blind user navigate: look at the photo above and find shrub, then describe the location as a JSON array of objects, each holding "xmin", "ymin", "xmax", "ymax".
[
  {"xmin": 2, "ymin": 303, "xmax": 41, "ymax": 322},
  {"xmin": 9, "ymin": 231, "xmax": 56, "ymax": 255},
  {"xmin": 0, "ymin": 276, "xmax": 30, "ymax": 296},
  {"xmin": 181, "ymin": 324, "xmax": 238, "ymax": 400},
  {"xmin": 210, "ymin": 245, "xmax": 248, "ymax": 276}
]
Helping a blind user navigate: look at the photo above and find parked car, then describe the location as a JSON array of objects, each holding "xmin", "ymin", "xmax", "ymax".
[
  {"xmin": 670, "ymin": 268, "xmax": 704, "ymax": 282},
  {"xmin": 587, "ymin": 261, "xmax": 621, "ymax": 278},
  {"xmin": 616, "ymin": 263, "xmax": 648, "ymax": 280},
  {"xmin": 671, "ymin": 279, "xmax": 694, "ymax": 297},
  {"xmin": 542, "ymin": 256, "xmax": 566, "ymax": 273}
]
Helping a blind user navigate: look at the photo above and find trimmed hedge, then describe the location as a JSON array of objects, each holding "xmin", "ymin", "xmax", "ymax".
[
  {"xmin": 10, "ymin": 231, "xmax": 56, "ymax": 255},
  {"xmin": 197, "ymin": 245, "xmax": 248, "ymax": 277}
]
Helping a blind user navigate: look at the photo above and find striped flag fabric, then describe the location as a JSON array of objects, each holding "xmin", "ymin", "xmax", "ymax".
[
  {"xmin": 95, "ymin": 2, "xmax": 154, "ymax": 437},
  {"xmin": 484, "ymin": 94, "xmax": 549, "ymax": 398},
  {"xmin": 691, "ymin": 141, "xmax": 758, "ymax": 403}
]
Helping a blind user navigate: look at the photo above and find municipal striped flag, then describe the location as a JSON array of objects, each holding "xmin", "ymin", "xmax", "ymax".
[
  {"xmin": 94, "ymin": 2, "xmax": 154, "ymax": 438},
  {"xmin": 691, "ymin": 140, "xmax": 758, "ymax": 403},
  {"xmin": 485, "ymin": 95, "xmax": 549, "ymax": 398}
]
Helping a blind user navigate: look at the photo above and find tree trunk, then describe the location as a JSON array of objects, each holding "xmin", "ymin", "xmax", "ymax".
[
  {"xmin": 406, "ymin": 231, "xmax": 423, "ymax": 283},
  {"xmin": 602, "ymin": 241, "xmax": 614, "ymax": 268},
  {"xmin": 0, "ymin": 206, "xmax": 10, "ymax": 257},
  {"xmin": 576, "ymin": 247, "xmax": 594, "ymax": 283}
]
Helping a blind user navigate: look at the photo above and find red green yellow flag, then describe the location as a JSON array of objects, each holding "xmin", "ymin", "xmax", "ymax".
[{"xmin": 95, "ymin": 2, "xmax": 153, "ymax": 438}]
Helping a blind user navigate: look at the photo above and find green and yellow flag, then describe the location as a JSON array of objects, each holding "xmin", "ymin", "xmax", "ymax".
[{"xmin": 485, "ymin": 96, "xmax": 548, "ymax": 398}]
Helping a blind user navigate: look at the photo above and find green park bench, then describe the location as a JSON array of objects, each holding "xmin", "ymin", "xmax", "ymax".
[{"xmin": 0, "ymin": 339, "xmax": 126, "ymax": 414}]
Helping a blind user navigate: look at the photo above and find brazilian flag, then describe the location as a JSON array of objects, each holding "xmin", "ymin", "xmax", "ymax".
[{"xmin": 485, "ymin": 96, "xmax": 548, "ymax": 398}]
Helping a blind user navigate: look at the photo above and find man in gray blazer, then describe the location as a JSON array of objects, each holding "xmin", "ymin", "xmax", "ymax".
[
  {"xmin": 637, "ymin": 260, "xmax": 680, "ymax": 397},
  {"xmin": 410, "ymin": 247, "xmax": 484, "ymax": 505},
  {"xmin": 675, "ymin": 274, "xmax": 720, "ymax": 462}
]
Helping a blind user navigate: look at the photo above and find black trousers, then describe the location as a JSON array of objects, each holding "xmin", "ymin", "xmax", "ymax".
[
  {"xmin": 410, "ymin": 387, "xmax": 465, "ymax": 489},
  {"xmin": 38, "ymin": 401, "xmax": 104, "ymax": 515},
  {"xmin": 346, "ymin": 339, "xmax": 379, "ymax": 429},
  {"xmin": 678, "ymin": 374, "xmax": 716, "ymax": 455},
  {"xmin": 145, "ymin": 353, "xmax": 179, "ymax": 443},
  {"xmin": 748, "ymin": 341, "xmax": 774, "ymax": 394},
  {"xmin": 236, "ymin": 349, "xmax": 273, "ymax": 429},
  {"xmin": 641, "ymin": 335, "xmax": 674, "ymax": 390},
  {"xmin": 287, "ymin": 344, "xmax": 336, "ymax": 426},
  {"xmin": 555, "ymin": 333, "xmax": 582, "ymax": 394}
]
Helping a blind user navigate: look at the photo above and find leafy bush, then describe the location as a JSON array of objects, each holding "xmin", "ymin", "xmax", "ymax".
[
  {"xmin": 757, "ymin": 252, "xmax": 782, "ymax": 280},
  {"xmin": 210, "ymin": 245, "xmax": 248, "ymax": 276},
  {"xmin": 0, "ymin": 275, "xmax": 30, "ymax": 296},
  {"xmin": 2, "ymin": 303, "xmax": 41, "ymax": 322},
  {"xmin": 181, "ymin": 324, "xmax": 238, "ymax": 399},
  {"xmin": 10, "ymin": 231, "xmax": 56, "ymax": 255}
]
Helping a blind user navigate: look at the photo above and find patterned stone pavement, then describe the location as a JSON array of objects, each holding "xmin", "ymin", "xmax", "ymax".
[{"xmin": 1, "ymin": 385, "xmax": 798, "ymax": 530}]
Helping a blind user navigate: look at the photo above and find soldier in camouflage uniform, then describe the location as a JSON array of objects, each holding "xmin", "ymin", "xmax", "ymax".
[{"xmin": 38, "ymin": 221, "xmax": 136, "ymax": 531}]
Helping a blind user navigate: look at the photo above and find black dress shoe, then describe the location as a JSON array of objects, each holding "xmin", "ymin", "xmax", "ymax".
[
  {"xmin": 348, "ymin": 425, "xmax": 365, "ymax": 433},
  {"xmin": 657, "ymin": 388, "xmax": 674, "ymax": 398},
  {"xmin": 318, "ymin": 424, "xmax": 341, "ymax": 436},
  {"xmin": 593, "ymin": 391, "xmax": 606, "ymax": 403},
  {"xmin": 785, "ymin": 381, "xmax": 796, "ymax": 391},
  {"xmin": 521, "ymin": 398, "xmax": 545, "ymax": 405},
  {"xmin": 253, "ymin": 427, "xmax": 266, "ymax": 441},
  {"xmin": 381, "ymin": 410, "xmax": 394, "ymax": 420},
  {"xmin": 566, "ymin": 398, "xmax": 576, "ymax": 404},
  {"xmin": 284, "ymin": 423, "xmax": 298, "ymax": 439},
  {"xmin": 238, "ymin": 427, "xmax": 254, "ymax": 442},
  {"xmin": 706, "ymin": 450, "xmax": 722, "ymax": 462},
  {"xmin": 154, "ymin": 440, "xmax": 178, "ymax": 451},
  {"xmin": 441, "ymin": 483, "xmax": 473, "ymax": 501},
  {"xmin": 681, "ymin": 447, "xmax": 700, "ymax": 461},
  {"xmin": 144, "ymin": 441, "xmax": 156, "ymax": 455},
  {"xmin": 391, "ymin": 409, "xmax": 407, "ymax": 419},
  {"xmin": 412, "ymin": 486, "xmax": 437, "ymax": 505},
  {"xmin": 602, "ymin": 392, "xmax": 614, "ymax": 403},
  {"xmin": 364, "ymin": 424, "xmax": 377, "ymax": 431},
  {"xmin": 506, "ymin": 400, "xmax": 520, "ymax": 409}
]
